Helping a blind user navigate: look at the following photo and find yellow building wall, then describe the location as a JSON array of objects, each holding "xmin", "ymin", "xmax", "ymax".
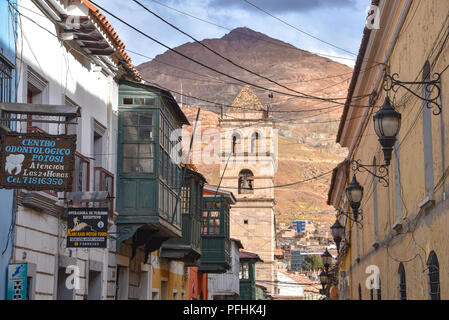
[
  {"xmin": 151, "ymin": 251, "xmax": 188, "ymax": 300},
  {"xmin": 346, "ymin": 0, "xmax": 449, "ymax": 300}
]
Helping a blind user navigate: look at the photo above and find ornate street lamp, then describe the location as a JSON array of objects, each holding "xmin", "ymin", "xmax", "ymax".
[
  {"xmin": 330, "ymin": 218, "xmax": 345, "ymax": 252},
  {"xmin": 373, "ymin": 96, "xmax": 402, "ymax": 166},
  {"xmin": 346, "ymin": 175, "xmax": 363, "ymax": 222},
  {"xmin": 319, "ymin": 270, "xmax": 328, "ymax": 290},
  {"xmin": 321, "ymin": 248, "xmax": 333, "ymax": 273}
]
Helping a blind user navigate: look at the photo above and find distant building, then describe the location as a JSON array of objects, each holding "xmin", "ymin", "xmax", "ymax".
[
  {"xmin": 292, "ymin": 220, "xmax": 306, "ymax": 233},
  {"xmin": 290, "ymin": 251, "xmax": 323, "ymax": 271},
  {"xmin": 274, "ymin": 271, "xmax": 304, "ymax": 300}
]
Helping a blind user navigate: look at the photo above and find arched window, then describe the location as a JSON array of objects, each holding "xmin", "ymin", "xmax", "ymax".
[
  {"xmin": 231, "ymin": 133, "xmax": 240, "ymax": 155},
  {"xmin": 398, "ymin": 263, "xmax": 407, "ymax": 300},
  {"xmin": 238, "ymin": 169, "xmax": 254, "ymax": 194},
  {"xmin": 250, "ymin": 132, "xmax": 259, "ymax": 154},
  {"xmin": 427, "ymin": 251, "xmax": 440, "ymax": 300}
]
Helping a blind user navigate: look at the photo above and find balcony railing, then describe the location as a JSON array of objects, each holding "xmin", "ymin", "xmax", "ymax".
[{"xmin": 94, "ymin": 167, "xmax": 114, "ymax": 216}]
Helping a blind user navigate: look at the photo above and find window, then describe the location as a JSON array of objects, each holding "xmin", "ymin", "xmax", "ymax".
[
  {"xmin": 65, "ymin": 97, "xmax": 81, "ymax": 151},
  {"xmin": 202, "ymin": 200, "xmax": 222, "ymax": 235},
  {"xmin": 231, "ymin": 133, "xmax": 240, "ymax": 154},
  {"xmin": 181, "ymin": 186, "xmax": 191, "ymax": 215},
  {"xmin": 115, "ymin": 266, "xmax": 129, "ymax": 300},
  {"xmin": 94, "ymin": 167, "xmax": 114, "ymax": 215},
  {"xmin": 240, "ymin": 263, "xmax": 249, "ymax": 279},
  {"xmin": 173, "ymin": 291, "xmax": 178, "ymax": 300},
  {"xmin": 398, "ymin": 263, "xmax": 407, "ymax": 300},
  {"xmin": 121, "ymin": 111, "xmax": 154, "ymax": 173},
  {"xmin": 122, "ymin": 97, "xmax": 156, "ymax": 106},
  {"xmin": 427, "ymin": 251, "xmax": 440, "ymax": 300},
  {"xmin": 0, "ymin": 56, "xmax": 13, "ymax": 103},
  {"xmin": 73, "ymin": 153, "xmax": 90, "ymax": 192},
  {"xmin": 358, "ymin": 284, "xmax": 362, "ymax": 300},
  {"xmin": 238, "ymin": 169, "xmax": 254, "ymax": 194},
  {"xmin": 87, "ymin": 270, "xmax": 102, "ymax": 300},
  {"xmin": 202, "ymin": 210, "xmax": 220, "ymax": 235},
  {"xmin": 161, "ymin": 281, "xmax": 168, "ymax": 300},
  {"xmin": 27, "ymin": 68, "xmax": 49, "ymax": 133},
  {"xmin": 57, "ymin": 267, "xmax": 74, "ymax": 300},
  {"xmin": 250, "ymin": 132, "xmax": 259, "ymax": 154}
]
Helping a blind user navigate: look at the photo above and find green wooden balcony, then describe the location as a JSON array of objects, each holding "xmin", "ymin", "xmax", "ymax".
[
  {"xmin": 115, "ymin": 80, "xmax": 189, "ymax": 255},
  {"xmin": 160, "ymin": 168, "xmax": 205, "ymax": 265},
  {"xmin": 198, "ymin": 190, "xmax": 235, "ymax": 273},
  {"xmin": 228, "ymin": 251, "xmax": 263, "ymax": 300}
]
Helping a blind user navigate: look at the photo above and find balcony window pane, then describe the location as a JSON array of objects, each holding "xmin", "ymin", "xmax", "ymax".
[
  {"xmin": 134, "ymin": 98, "xmax": 145, "ymax": 105},
  {"xmin": 139, "ymin": 158, "xmax": 154, "ymax": 173},
  {"xmin": 123, "ymin": 98, "xmax": 133, "ymax": 105},
  {"xmin": 123, "ymin": 158, "xmax": 138, "ymax": 173},
  {"xmin": 123, "ymin": 126, "xmax": 138, "ymax": 140},
  {"xmin": 138, "ymin": 127, "xmax": 153, "ymax": 140},
  {"xmin": 123, "ymin": 144, "xmax": 138, "ymax": 157},
  {"xmin": 123, "ymin": 111, "xmax": 138, "ymax": 125},
  {"xmin": 144, "ymin": 98, "xmax": 155, "ymax": 106},
  {"xmin": 139, "ymin": 144, "xmax": 154, "ymax": 158},
  {"xmin": 139, "ymin": 112, "xmax": 153, "ymax": 125}
]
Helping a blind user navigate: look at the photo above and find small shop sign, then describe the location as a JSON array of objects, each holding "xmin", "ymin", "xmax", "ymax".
[
  {"xmin": 7, "ymin": 263, "xmax": 28, "ymax": 300},
  {"xmin": 0, "ymin": 133, "xmax": 76, "ymax": 191},
  {"xmin": 67, "ymin": 207, "xmax": 109, "ymax": 248}
]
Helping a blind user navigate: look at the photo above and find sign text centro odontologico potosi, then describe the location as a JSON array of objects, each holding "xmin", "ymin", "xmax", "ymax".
[{"xmin": 0, "ymin": 133, "xmax": 76, "ymax": 191}]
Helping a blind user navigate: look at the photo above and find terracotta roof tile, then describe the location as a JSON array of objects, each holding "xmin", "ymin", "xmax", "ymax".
[{"xmin": 75, "ymin": 0, "xmax": 141, "ymax": 80}]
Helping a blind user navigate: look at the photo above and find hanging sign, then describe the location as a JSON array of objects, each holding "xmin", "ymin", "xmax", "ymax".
[
  {"xmin": 0, "ymin": 133, "xmax": 76, "ymax": 191},
  {"xmin": 67, "ymin": 207, "xmax": 109, "ymax": 248},
  {"xmin": 7, "ymin": 263, "xmax": 28, "ymax": 300}
]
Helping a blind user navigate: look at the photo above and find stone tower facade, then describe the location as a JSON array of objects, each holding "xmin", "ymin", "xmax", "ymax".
[{"xmin": 219, "ymin": 86, "xmax": 277, "ymax": 296}]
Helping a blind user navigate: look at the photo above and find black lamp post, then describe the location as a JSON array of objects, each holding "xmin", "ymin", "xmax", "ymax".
[
  {"xmin": 346, "ymin": 175, "xmax": 364, "ymax": 222},
  {"xmin": 373, "ymin": 96, "xmax": 402, "ymax": 166},
  {"xmin": 330, "ymin": 218, "xmax": 345, "ymax": 252},
  {"xmin": 321, "ymin": 248, "xmax": 333, "ymax": 273},
  {"xmin": 319, "ymin": 270, "xmax": 328, "ymax": 291}
]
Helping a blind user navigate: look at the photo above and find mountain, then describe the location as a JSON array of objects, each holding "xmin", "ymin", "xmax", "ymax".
[{"xmin": 137, "ymin": 27, "xmax": 351, "ymax": 225}]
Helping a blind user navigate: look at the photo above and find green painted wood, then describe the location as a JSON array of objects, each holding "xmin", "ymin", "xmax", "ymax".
[
  {"xmin": 116, "ymin": 81, "xmax": 183, "ymax": 236},
  {"xmin": 198, "ymin": 196, "xmax": 231, "ymax": 273},
  {"xmin": 227, "ymin": 262, "xmax": 257, "ymax": 300}
]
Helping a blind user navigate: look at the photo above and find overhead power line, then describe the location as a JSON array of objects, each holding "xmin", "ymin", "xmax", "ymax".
[
  {"xmin": 90, "ymin": 0, "xmax": 362, "ymax": 105},
  {"xmin": 131, "ymin": 0, "xmax": 352, "ymax": 103},
  {"xmin": 208, "ymin": 169, "xmax": 333, "ymax": 190},
  {"xmin": 243, "ymin": 0, "xmax": 357, "ymax": 57},
  {"xmin": 146, "ymin": 0, "xmax": 357, "ymax": 61}
]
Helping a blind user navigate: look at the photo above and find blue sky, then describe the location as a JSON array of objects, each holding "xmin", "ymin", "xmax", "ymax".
[{"xmin": 92, "ymin": 0, "xmax": 371, "ymax": 68}]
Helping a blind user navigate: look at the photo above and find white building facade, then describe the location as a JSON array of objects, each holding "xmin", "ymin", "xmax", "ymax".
[
  {"xmin": 9, "ymin": 0, "xmax": 138, "ymax": 300},
  {"xmin": 207, "ymin": 239, "xmax": 242, "ymax": 300}
]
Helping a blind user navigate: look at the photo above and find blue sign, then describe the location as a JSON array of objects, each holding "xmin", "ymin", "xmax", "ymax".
[{"xmin": 7, "ymin": 263, "xmax": 28, "ymax": 300}]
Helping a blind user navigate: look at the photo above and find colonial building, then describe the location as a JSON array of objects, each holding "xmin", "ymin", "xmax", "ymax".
[
  {"xmin": 114, "ymin": 79, "xmax": 189, "ymax": 300},
  {"xmin": 0, "ymin": 0, "xmax": 17, "ymax": 300},
  {"xmin": 208, "ymin": 238, "xmax": 243, "ymax": 300},
  {"xmin": 219, "ymin": 85, "xmax": 277, "ymax": 295},
  {"xmin": 3, "ymin": 0, "xmax": 138, "ymax": 300},
  {"xmin": 328, "ymin": 0, "xmax": 449, "ymax": 300}
]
